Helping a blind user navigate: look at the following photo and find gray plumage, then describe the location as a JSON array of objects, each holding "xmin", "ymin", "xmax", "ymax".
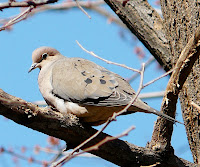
[{"xmin": 29, "ymin": 46, "xmax": 181, "ymax": 125}]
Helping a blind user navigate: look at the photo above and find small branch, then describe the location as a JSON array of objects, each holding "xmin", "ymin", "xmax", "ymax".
[
  {"xmin": 138, "ymin": 91, "xmax": 164, "ymax": 99},
  {"xmin": 52, "ymin": 126, "xmax": 135, "ymax": 166},
  {"xmin": 143, "ymin": 68, "xmax": 175, "ymax": 88},
  {"xmin": 0, "ymin": 0, "xmax": 126, "ymax": 36},
  {"xmin": 91, "ymin": 6, "xmax": 125, "ymax": 27},
  {"xmin": 127, "ymin": 56, "xmax": 155, "ymax": 82},
  {"xmin": 83, "ymin": 126, "xmax": 135, "ymax": 152},
  {"xmin": 0, "ymin": 0, "xmax": 58, "ymax": 31},
  {"xmin": 33, "ymin": 1, "xmax": 124, "ymax": 27},
  {"xmin": 76, "ymin": 40, "xmax": 141, "ymax": 73},
  {"xmin": 0, "ymin": 1, "xmax": 124, "ymax": 32},
  {"xmin": 0, "ymin": 6, "xmax": 34, "ymax": 31},
  {"xmin": 74, "ymin": 0, "xmax": 91, "ymax": 19},
  {"xmin": 0, "ymin": 144, "xmax": 96, "ymax": 166},
  {"xmin": 116, "ymin": 63, "xmax": 145, "ymax": 116},
  {"xmin": 0, "ymin": 0, "xmax": 58, "ymax": 10},
  {"xmin": 0, "ymin": 147, "xmax": 46, "ymax": 165}
]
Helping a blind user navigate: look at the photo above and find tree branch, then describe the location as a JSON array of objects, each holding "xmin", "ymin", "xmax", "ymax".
[
  {"xmin": 148, "ymin": 24, "xmax": 200, "ymax": 152},
  {"xmin": 104, "ymin": 0, "xmax": 172, "ymax": 71},
  {"xmin": 0, "ymin": 1, "xmax": 123, "ymax": 32},
  {"xmin": 0, "ymin": 89, "xmax": 194, "ymax": 166},
  {"xmin": 0, "ymin": 6, "xmax": 34, "ymax": 31},
  {"xmin": 0, "ymin": 0, "xmax": 58, "ymax": 10},
  {"xmin": 52, "ymin": 126, "xmax": 135, "ymax": 166}
]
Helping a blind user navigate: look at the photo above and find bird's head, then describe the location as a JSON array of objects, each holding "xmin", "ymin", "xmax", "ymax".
[{"xmin": 28, "ymin": 46, "xmax": 62, "ymax": 73}]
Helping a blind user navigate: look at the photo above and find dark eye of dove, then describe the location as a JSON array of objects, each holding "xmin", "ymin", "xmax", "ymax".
[{"xmin": 42, "ymin": 53, "xmax": 48, "ymax": 60}]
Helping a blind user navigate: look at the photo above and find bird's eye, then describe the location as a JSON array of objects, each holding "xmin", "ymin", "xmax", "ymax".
[{"xmin": 42, "ymin": 53, "xmax": 48, "ymax": 60}]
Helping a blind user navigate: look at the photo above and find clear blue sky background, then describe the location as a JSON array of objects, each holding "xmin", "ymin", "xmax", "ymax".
[{"xmin": 0, "ymin": 0, "xmax": 192, "ymax": 166}]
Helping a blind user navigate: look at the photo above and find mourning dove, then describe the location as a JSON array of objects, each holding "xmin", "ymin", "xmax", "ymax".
[{"xmin": 29, "ymin": 46, "xmax": 181, "ymax": 125}]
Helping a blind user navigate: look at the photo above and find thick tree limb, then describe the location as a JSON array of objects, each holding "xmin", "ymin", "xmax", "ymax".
[
  {"xmin": 148, "ymin": 24, "xmax": 200, "ymax": 152},
  {"xmin": 160, "ymin": 0, "xmax": 200, "ymax": 163},
  {"xmin": 0, "ymin": 89, "xmax": 194, "ymax": 166},
  {"xmin": 104, "ymin": 0, "xmax": 172, "ymax": 71}
]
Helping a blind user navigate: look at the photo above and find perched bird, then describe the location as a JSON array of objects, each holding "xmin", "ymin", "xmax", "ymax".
[{"xmin": 29, "ymin": 47, "xmax": 180, "ymax": 125}]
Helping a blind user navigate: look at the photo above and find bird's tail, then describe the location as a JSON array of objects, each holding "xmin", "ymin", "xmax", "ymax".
[{"xmin": 127, "ymin": 100, "xmax": 183, "ymax": 125}]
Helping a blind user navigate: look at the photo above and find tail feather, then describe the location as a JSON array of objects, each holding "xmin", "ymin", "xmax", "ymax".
[
  {"xmin": 127, "ymin": 100, "xmax": 183, "ymax": 124},
  {"xmin": 149, "ymin": 108, "xmax": 183, "ymax": 125}
]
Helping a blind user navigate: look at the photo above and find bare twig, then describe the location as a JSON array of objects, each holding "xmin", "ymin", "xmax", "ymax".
[
  {"xmin": 0, "ymin": 6, "xmax": 34, "ymax": 31},
  {"xmin": 76, "ymin": 40, "xmax": 141, "ymax": 73},
  {"xmin": 30, "ymin": 1, "xmax": 124, "ymax": 27},
  {"xmin": 138, "ymin": 91, "xmax": 164, "ymax": 99},
  {"xmin": 0, "ymin": 0, "xmax": 123, "ymax": 32},
  {"xmin": 74, "ymin": 0, "xmax": 91, "ymax": 19},
  {"xmin": 64, "ymin": 117, "xmax": 110, "ymax": 158},
  {"xmin": 91, "ymin": 6, "xmax": 124, "ymax": 27},
  {"xmin": 143, "ymin": 68, "xmax": 175, "ymax": 88},
  {"xmin": 127, "ymin": 56, "xmax": 155, "ymax": 82},
  {"xmin": 0, "ymin": 0, "xmax": 58, "ymax": 31},
  {"xmin": 0, "ymin": 144, "xmax": 96, "ymax": 167},
  {"xmin": 117, "ymin": 63, "xmax": 145, "ymax": 116},
  {"xmin": 0, "ymin": 0, "xmax": 58, "ymax": 10},
  {"xmin": 83, "ymin": 126, "xmax": 135, "ymax": 151},
  {"xmin": 0, "ymin": 147, "xmax": 45, "ymax": 165},
  {"xmin": 0, "ymin": 0, "xmax": 124, "ymax": 33},
  {"xmin": 52, "ymin": 126, "xmax": 135, "ymax": 166}
]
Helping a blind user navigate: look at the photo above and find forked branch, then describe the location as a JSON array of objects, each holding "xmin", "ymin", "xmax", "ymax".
[{"xmin": 148, "ymin": 24, "xmax": 200, "ymax": 151}]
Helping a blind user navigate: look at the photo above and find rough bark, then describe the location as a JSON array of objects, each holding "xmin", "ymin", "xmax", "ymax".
[
  {"xmin": 104, "ymin": 0, "xmax": 172, "ymax": 71},
  {"xmin": 149, "ymin": 26, "xmax": 200, "ymax": 152},
  {"xmin": 105, "ymin": 0, "xmax": 200, "ymax": 164},
  {"xmin": 0, "ymin": 89, "xmax": 195, "ymax": 167},
  {"xmin": 160, "ymin": 0, "xmax": 200, "ymax": 164}
]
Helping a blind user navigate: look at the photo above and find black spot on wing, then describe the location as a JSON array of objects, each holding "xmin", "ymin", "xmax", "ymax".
[
  {"xmin": 85, "ymin": 78, "xmax": 92, "ymax": 84},
  {"xmin": 81, "ymin": 71, "xmax": 86, "ymax": 76},
  {"xmin": 100, "ymin": 79, "xmax": 106, "ymax": 84}
]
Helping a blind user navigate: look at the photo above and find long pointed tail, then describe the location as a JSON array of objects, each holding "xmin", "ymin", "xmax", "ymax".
[
  {"xmin": 128, "ymin": 100, "xmax": 183, "ymax": 124},
  {"xmin": 150, "ymin": 108, "xmax": 183, "ymax": 125}
]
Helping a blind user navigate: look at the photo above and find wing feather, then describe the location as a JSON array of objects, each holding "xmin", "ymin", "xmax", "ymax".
[{"xmin": 51, "ymin": 57, "xmax": 134, "ymax": 107}]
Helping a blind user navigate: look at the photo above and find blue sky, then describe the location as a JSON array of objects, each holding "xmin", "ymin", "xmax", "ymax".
[{"xmin": 0, "ymin": 1, "xmax": 192, "ymax": 166}]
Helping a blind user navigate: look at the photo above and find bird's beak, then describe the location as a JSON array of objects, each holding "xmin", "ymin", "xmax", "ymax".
[{"xmin": 28, "ymin": 63, "xmax": 38, "ymax": 73}]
